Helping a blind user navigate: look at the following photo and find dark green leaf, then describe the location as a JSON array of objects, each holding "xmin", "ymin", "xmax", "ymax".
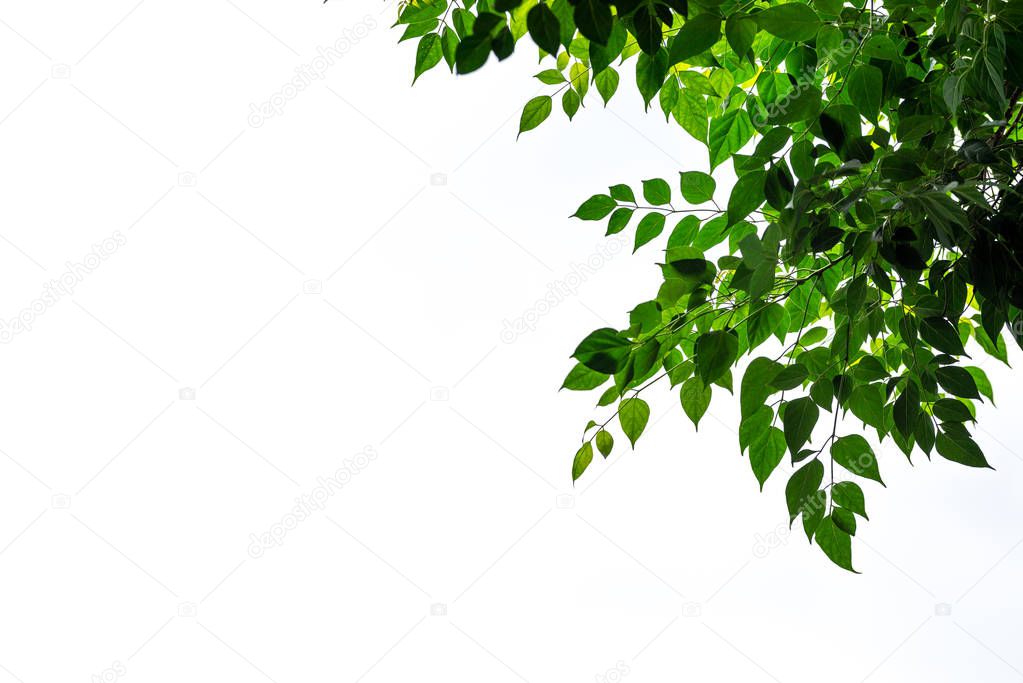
[
  {"xmin": 832, "ymin": 434, "xmax": 884, "ymax": 485},
  {"xmin": 695, "ymin": 330, "xmax": 739, "ymax": 384},
  {"xmin": 935, "ymin": 366, "xmax": 981, "ymax": 399},
  {"xmin": 573, "ymin": 0, "xmax": 612, "ymax": 45},
  {"xmin": 832, "ymin": 481, "xmax": 868, "ymax": 518},
  {"xmin": 816, "ymin": 515, "xmax": 857, "ymax": 571},
  {"xmin": 782, "ymin": 397, "xmax": 819, "ymax": 456},
  {"xmin": 527, "ymin": 3, "xmax": 561, "ymax": 55},
  {"xmin": 668, "ymin": 13, "xmax": 722, "ymax": 65},
  {"xmin": 786, "ymin": 458, "xmax": 824, "ymax": 523},
  {"xmin": 754, "ymin": 4, "xmax": 821, "ymax": 42}
]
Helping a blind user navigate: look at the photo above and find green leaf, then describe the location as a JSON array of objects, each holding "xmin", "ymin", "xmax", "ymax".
[
  {"xmin": 815, "ymin": 515, "xmax": 857, "ymax": 572},
  {"xmin": 413, "ymin": 34, "xmax": 444, "ymax": 84},
  {"xmin": 748, "ymin": 303, "xmax": 787, "ymax": 349},
  {"xmin": 726, "ymin": 171, "xmax": 765, "ymax": 226},
  {"xmin": 932, "ymin": 398, "xmax": 974, "ymax": 423},
  {"xmin": 596, "ymin": 429, "xmax": 614, "ymax": 457},
  {"xmin": 893, "ymin": 382, "xmax": 921, "ymax": 441},
  {"xmin": 561, "ymin": 362, "xmax": 609, "ymax": 390},
  {"xmin": 534, "ymin": 69, "xmax": 566, "ymax": 84},
  {"xmin": 620, "ymin": 397, "xmax": 651, "ymax": 447},
  {"xmin": 755, "ymin": 4, "xmax": 822, "ymax": 42},
  {"xmin": 740, "ymin": 357, "xmax": 782, "ymax": 417},
  {"xmin": 572, "ymin": 441, "xmax": 594, "ymax": 481},
  {"xmin": 609, "ymin": 184, "xmax": 635, "ymax": 203},
  {"xmin": 782, "ymin": 397, "xmax": 819, "ymax": 456},
  {"xmin": 771, "ymin": 364, "xmax": 808, "ymax": 391},
  {"xmin": 740, "ymin": 404, "xmax": 772, "ymax": 453},
  {"xmin": 832, "ymin": 481, "xmax": 868, "ymax": 519},
  {"xmin": 573, "ymin": 194, "xmax": 616, "ymax": 220},
  {"xmin": 399, "ymin": 0, "xmax": 447, "ymax": 24},
  {"xmin": 831, "ymin": 434, "xmax": 884, "ymax": 485},
  {"xmin": 935, "ymin": 366, "xmax": 981, "ymax": 399},
  {"xmin": 695, "ymin": 330, "xmax": 739, "ymax": 384},
  {"xmin": 573, "ymin": 0, "xmax": 612, "ymax": 44},
  {"xmin": 920, "ymin": 317, "xmax": 966, "ymax": 356},
  {"xmin": 527, "ymin": 2, "xmax": 561, "ymax": 56},
  {"xmin": 786, "ymin": 458, "xmax": 823, "ymax": 523},
  {"xmin": 606, "ymin": 207, "xmax": 633, "ymax": 235},
  {"xmin": 572, "ymin": 327, "xmax": 632, "ymax": 373},
  {"xmin": 518, "ymin": 95, "xmax": 553, "ymax": 137},
  {"xmin": 832, "ymin": 508, "xmax": 857, "ymax": 535},
  {"xmin": 595, "ymin": 67, "xmax": 620, "ymax": 105},
  {"xmin": 936, "ymin": 431, "xmax": 991, "ymax": 468},
  {"xmin": 725, "ymin": 12, "xmax": 757, "ymax": 60},
  {"xmin": 849, "ymin": 384, "xmax": 885, "ymax": 430},
  {"xmin": 634, "ymin": 213, "xmax": 667, "ymax": 251},
  {"xmin": 590, "ymin": 21, "xmax": 627, "ymax": 73},
  {"xmin": 679, "ymin": 171, "xmax": 716, "ymax": 204},
  {"xmin": 847, "ymin": 64, "xmax": 883, "ymax": 122},
  {"xmin": 562, "ymin": 89, "xmax": 580, "ymax": 120},
  {"xmin": 749, "ymin": 426, "xmax": 786, "ymax": 490},
  {"xmin": 668, "ymin": 13, "xmax": 722, "ymax": 65},
  {"xmin": 642, "ymin": 178, "xmax": 672, "ymax": 205},
  {"xmin": 636, "ymin": 49, "xmax": 668, "ymax": 110},
  {"xmin": 681, "ymin": 376, "xmax": 712, "ymax": 429},
  {"xmin": 964, "ymin": 366, "xmax": 995, "ymax": 404},
  {"xmin": 708, "ymin": 108, "xmax": 754, "ymax": 170}
]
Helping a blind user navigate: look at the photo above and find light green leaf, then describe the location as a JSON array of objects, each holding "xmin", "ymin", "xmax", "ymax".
[
  {"xmin": 708, "ymin": 108, "xmax": 754, "ymax": 170},
  {"xmin": 572, "ymin": 441, "xmax": 594, "ymax": 481},
  {"xmin": 680, "ymin": 377, "xmax": 712, "ymax": 429},
  {"xmin": 518, "ymin": 95, "xmax": 553, "ymax": 137},
  {"xmin": 749, "ymin": 426, "xmax": 785, "ymax": 490},
  {"xmin": 413, "ymin": 34, "xmax": 444, "ymax": 84},
  {"xmin": 620, "ymin": 397, "xmax": 651, "ymax": 447}
]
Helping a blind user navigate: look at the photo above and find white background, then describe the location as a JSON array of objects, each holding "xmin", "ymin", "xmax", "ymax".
[{"xmin": 1, "ymin": 1, "xmax": 1021, "ymax": 681}]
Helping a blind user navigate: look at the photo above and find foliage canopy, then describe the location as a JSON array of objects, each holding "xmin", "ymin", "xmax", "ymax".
[{"xmin": 392, "ymin": 0, "xmax": 1023, "ymax": 570}]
